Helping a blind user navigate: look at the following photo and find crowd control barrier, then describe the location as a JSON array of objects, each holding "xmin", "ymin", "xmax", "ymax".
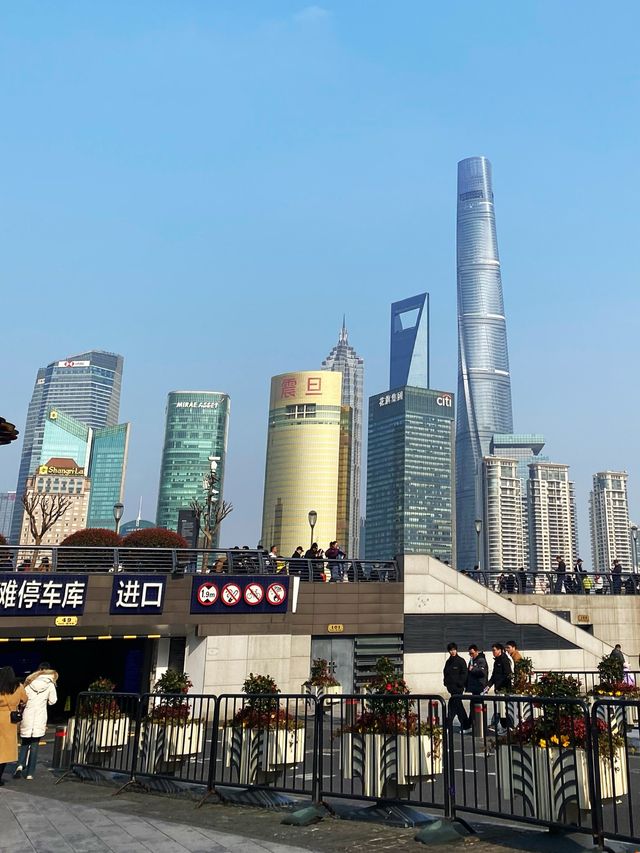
[{"xmin": 62, "ymin": 690, "xmax": 640, "ymax": 848}]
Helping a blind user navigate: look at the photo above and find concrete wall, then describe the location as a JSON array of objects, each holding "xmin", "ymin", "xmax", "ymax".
[
  {"xmin": 403, "ymin": 555, "xmax": 614, "ymax": 695},
  {"xmin": 194, "ymin": 633, "xmax": 312, "ymax": 697}
]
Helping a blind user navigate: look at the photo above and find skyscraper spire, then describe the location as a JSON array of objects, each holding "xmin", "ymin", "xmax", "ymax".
[{"xmin": 339, "ymin": 314, "xmax": 348, "ymax": 344}]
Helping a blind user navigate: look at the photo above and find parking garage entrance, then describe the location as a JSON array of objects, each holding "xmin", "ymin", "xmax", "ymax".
[{"xmin": 0, "ymin": 638, "xmax": 154, "ymax": 722}]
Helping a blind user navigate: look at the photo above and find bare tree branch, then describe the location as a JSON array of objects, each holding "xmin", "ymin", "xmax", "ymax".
[{"xmin": 21, "ymin": 491, "xmax": 72, "ymax": 545}]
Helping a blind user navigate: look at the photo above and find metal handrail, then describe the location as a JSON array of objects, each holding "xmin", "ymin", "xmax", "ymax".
[
  {"xmin": 462, "ymin": 568, "xmax": 639, "ymax": 595},
  {"xmin": 0, "ymin": 545, "xmax": 399, "ymax": 582}
]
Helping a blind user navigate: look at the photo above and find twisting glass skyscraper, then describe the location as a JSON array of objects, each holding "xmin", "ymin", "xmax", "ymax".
[{"xmin": 456, "ymin": 157, "xmax": 513, "ymax": 570}]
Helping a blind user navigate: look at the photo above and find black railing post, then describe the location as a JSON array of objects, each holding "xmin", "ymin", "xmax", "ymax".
[
  {"xmin": 443, "ymin": 697, "xmax": 454, "ymax": 821},
  {"xmin": 312, "ymin": 694, "xmax": 322, "ymax": 805},
  {"xmin": 589, "ymin": 700, "xmax": 605, "ymax": 849}
]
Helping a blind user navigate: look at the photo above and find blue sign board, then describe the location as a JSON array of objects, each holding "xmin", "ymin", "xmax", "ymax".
[
  {"xmin": 190, "ymin": 575, "xmax": 290, "ymax": 615},
  {"xmin": 0, "ymin": 573, "xmax": 88, "ymax": 616},
  {"xmin": 110, "ymin": 574, "xmax": 167, "ymax": 615}
]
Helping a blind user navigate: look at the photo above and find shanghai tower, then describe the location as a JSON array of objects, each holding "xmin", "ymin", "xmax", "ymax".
[{"xmin": 456, "ymin": 156, "xmax": 513, "ymax": 570}]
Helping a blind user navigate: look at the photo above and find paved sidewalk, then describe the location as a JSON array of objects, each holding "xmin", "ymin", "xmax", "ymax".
[{"xmin": 0, "ymin": 788, "xmax": 311, "ymax": 853}]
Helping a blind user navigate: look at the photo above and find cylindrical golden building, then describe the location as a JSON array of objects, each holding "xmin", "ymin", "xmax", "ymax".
[{"xmin": 261, "ymin": 371, "xmax": 345, "ymax": 557}]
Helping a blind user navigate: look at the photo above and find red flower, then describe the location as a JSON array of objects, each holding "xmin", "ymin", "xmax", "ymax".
[{"xmin": 386, "ymin": 683, "xmax": 392, "ymax": 691}]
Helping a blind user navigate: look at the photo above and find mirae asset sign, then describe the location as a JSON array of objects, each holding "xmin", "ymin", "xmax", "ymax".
[{"xmin": 175, "ymin": 401, "xmax": 220, "ymax": 409}]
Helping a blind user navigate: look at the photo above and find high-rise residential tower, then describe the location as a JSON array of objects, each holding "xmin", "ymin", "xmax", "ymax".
[
  {"xmin": 321, "ymin": 319, "xmax": 364, "ymax": 557},
  {"xmin": 10, "ymin": 351, "xmax": 124, "ymax": 543},
  {"xmin": 456, "ymin": 157, "xmax": 513, "ymax": 570},
  {"xmin": 589, "ymin": 471, "xmax": 632, "ymax": 572},
  {"xmin": 481, "ymin": 457, "xmax": 525, "ymax": 572},
  {"xmin": 261, "ymin": 371, "xmax": 345, "ymax": 556},
  {"xmin": 156, "ymin": 392, "xmax": 230, "ymax": 536},
  {"xmin": 527, "ymin": 462, "xmax": 578, "ymax": 571},
  {"xmin": 390, "ymin": 294, "xmax": 429, "ymax": 389}
]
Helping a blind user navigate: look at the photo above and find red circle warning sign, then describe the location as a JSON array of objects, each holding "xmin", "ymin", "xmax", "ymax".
[
  {"xmin": 196, "ymin": 583, "xmax": 219, "ymax": 606},
  {"xmin": 221, "ymin": 582, "xmax": 242, "ymax": 606},
  {"xmin": 266, "ymin": 582, "xmax": 287, "ymax": 606},
  {"xmin": 243, "ymin": 583, "xmax": 264, "ymax": 606}
]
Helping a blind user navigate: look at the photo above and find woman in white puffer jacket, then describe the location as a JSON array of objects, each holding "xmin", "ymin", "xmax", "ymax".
[{"xmin": 14, "ymin": 662, "xmax": 58, "ymax": 780}]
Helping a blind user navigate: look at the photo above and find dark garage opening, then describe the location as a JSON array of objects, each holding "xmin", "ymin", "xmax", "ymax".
[{"xmin": 0, "ymin": 638, "xmax": 153, "ymax": 721}]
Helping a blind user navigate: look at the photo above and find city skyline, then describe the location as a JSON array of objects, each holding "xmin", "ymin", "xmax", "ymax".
[{"xmin": 1, "ymin": 5, "xmax": 639, "ymax": 556}]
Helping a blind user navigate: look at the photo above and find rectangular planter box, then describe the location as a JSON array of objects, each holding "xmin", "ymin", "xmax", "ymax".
[
  {"xmin": 137, "ymin": 720, "xmax": 205, "ymax": 774},
  {"xmin": 224, "ymin": 726, "xmax": 306, "ymax": 785},
  {"xmin": 68, "ymin": 715, "xmax": 130, "ymax": 757},
  {"xmin": 341, "ymin": 733, "xmax": 442, "ymax": 799},
  {"xmin": 498, "ymin": 744, "xmax": 627, "ymax": 821}
]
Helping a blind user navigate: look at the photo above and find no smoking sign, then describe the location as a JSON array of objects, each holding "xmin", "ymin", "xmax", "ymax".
[
  {"xmin": 221, "ymin": 583, "xmax": 242, "ymax": 606},
  {"xmin": 190, "ymin": 576, "xmax": 290, "ymax": 613}
]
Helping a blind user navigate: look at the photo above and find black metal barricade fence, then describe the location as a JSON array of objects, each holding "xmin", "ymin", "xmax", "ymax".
[
  {"xmin": 63, "ymin": 689, "xmax": 640, "ymax": 848},
  {"xmin": 66, "ymin": 692, "xmax": 141, "ymax": 776},
  {"xmin": 210, "ymin": 694, "xmax": 318, "ymax": 799},
  {"xmin": 318, "ymin": 694, "xmax": 449, "ymax": 813},
  {"xmin": 449, "ymin": 695, "xmax": 596, "ymax": 838},
  {"xmin": 133, "ymin": 693, "xmax": 217, "ymax": 786},
  {"xmin": 591, "ymin": 698, "xmax": 640, "ymax": 847}
]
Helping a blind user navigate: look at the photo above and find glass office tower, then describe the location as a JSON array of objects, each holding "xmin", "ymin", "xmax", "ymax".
[
  {"xmin": 365, "ymin": 387, "xmax": 455, "ymax": 562},
  {"xmin": 10, "ymin": 351, "xmax": 123, "ymax": 543},
  {"xmin": 456, "ymin": 157, "xmax": 513, "ymax": 570},
  {"xmin": 390, "ymin": 294, "xmax": 429, "ymax": 389},
  {"xmin": 321, "ymin": 319, "xmax": 364, "ymax": 557},
  {"xmin": 156, "ymin": 391, "xmax": 230, "ymax": 535},
  {"xmin": 0, "ymin": 492, "xmax": 16, "ymax": 539},
  {"xmin": 21, "ymin": 408, "xmax": 130, "ymax": 533}
]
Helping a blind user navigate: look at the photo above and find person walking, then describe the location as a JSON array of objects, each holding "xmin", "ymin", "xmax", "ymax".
[
  {"xmin": 467, "ymin": 645, "xmax": 489, "ymax": 730},
  {"xmin": 14, "ymin": 662, "xmax": 58, "ymax": 780},
  {"xmin": 612, "ymin": 559, "xmax": 623, "ymax": 595},
  {"xmin": 0, "ymin": 667, "xmax": 28, "ymax": 786},
  {"xmin": 443, "ymin": 643, "xmax": 471, "ymax": 733},
  {"xmin": 611, "ymin": 644, "xmax": 625, "ymax": 665},
  {"xmin": 553, "ymin": 556, "xmax": 567, "ymax": 594},
  {"xmin": 482, "ymin": 643, "xmax": 513, "ymax": 734}
]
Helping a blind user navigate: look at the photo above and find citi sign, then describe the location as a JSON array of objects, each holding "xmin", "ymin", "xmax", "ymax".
[{"xmin": 436, "ymin": 395, "xmax": 453, "ymax": 408}]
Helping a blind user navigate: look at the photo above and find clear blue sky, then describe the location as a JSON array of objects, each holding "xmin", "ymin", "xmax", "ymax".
[{"xmin": 1, "ymin": 2, "xmax": 639, "ymax": 560}]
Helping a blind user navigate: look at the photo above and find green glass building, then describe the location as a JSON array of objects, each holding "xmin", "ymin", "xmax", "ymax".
[
  {"xmin": 364, "ymin": 386, "xmax": 455, "ymax": 562},
  {"xmin": 39, "ymin": 408, "xmax": 129, "ymax": 530},
  {"xmin": 156, "ymin": 391, "xmax": 230, "ymax": 536}
]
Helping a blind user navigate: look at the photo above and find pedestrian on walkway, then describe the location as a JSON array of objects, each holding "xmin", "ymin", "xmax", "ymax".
[
  {"xmin": 467, "ymin": 645, "xmax": 488, "ymax": 730},
  {"xmin": 553, "ymin": 555, "xmax": 567, "ymax": 594},
  {"xmin": 14, "ymin": 662, "xmax": 58, "ymax": 780},
  {"xmin": 326, "ymin": 541, "xmax": 346, "ymax": 582},
  {"xmin": 0, "ymin": 666, "xmax": 28, "ymax": 786},
  {"xmin": 612, "ymin": 559, "xmax": 623, "ymax": 595},
  {"xmin": 482, "ymin": 643, "xmax": 513, "ymax": 734},
  {"xmin": 443, "ymin": 643, "xmax": 471, "ymax": 733}
]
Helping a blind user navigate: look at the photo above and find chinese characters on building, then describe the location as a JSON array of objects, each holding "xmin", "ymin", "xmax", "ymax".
[
  {"xmin": 280, "ymin": 376, "xmax": 323, "ymax": 399},
  {"xmin": 109, "ymin": 575, "xmax": 166, "ymax": 615},
  {"xmin": 378, "ymin": 390, "xmax": 404, "ymax": 407},
  {"xmin": 0, "ymin": 574, "xmax": 87, "ymax": 616}
]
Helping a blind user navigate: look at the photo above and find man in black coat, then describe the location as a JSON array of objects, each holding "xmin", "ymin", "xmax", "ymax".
[
  {"xmin": 443, "ymin": 643, "xmax": 471, "ymax": 732},
  {"xmin": 466, "ymin": 645, "xmax": 489, "ymax": 732},
  {"xmin": 483, "ymin": 643, "xmax": 513, "ymax": 732}
]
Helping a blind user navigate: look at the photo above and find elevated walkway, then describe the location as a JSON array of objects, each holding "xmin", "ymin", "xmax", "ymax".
[{"xmin": 401, "ymin": 555, "xmax": 614, "ymax": 694}]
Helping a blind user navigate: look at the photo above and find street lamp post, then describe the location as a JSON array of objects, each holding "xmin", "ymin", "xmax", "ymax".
[
  {"xmin": 113, "ymin": 502, "xmax": 124, "ymax": 535},
  {"xmin": 631, "ymin": 525, "xmax": 638, "ymax": 574},
  {"xmin": 308, "ymin": 510, "xmax": 317, "ymax": 550},
  {"xmin": 474, "ymin": 518, "xmax": 482, "ymax": 573}
]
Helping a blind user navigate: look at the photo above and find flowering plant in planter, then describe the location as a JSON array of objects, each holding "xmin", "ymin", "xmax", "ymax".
[
  {"xmin": 78, "ymin": 677, "xmax": 122, "ymax": 718},
  {"xmin": 510, "ymin": 714, "xmax": 624, "ymax": 762},
  {"xmin": 148, "ymin": 668, "xmax": 195, "ymax": 726},
  {"xmin": 303, "ymin": 658, "xmax": 340, "ymax": 689},
  {"xmin": 589, "ymin": 654, "xmax": 640, "ymax": 699},
  {"xmin": 231, "ymin": 673, "xmax": 303, "ymax": 730}
]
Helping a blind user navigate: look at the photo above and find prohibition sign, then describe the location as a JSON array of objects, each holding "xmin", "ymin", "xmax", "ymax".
[
  {"xmin": 196, "ymin": 583, "xmax": 218, "ymax": 606},
  {"xmin": 243, "ymin": 582, "xmax": 264, "ymax": 606},
  {"xmin": 221, "ymin": 582, "xmax": 242, "ymax": 606},
  {"xmin": 266, "ymin": 582, "xmax": 287, "ymax": 606}
]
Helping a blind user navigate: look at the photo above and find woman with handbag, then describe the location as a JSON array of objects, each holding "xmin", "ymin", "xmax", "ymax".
[
  {"xmin": 14, "ymin": 662, "xmax": 58, "ymax": 780},
  {"xmin": 0, "ymin": 666, "xmax": 28, "ymax": 786}
]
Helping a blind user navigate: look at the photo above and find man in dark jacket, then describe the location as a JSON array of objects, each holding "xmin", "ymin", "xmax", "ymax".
[
  {"xmin": 483, "ymin": 643, "xmax": 513, "ymax": 733},
  {"xmin": 466, "ymin": 645, "xmax": 488, "ymax": 732},
  {"xmin": 443, "ymin": 643, "xmax": 471, "ymax": 732}
]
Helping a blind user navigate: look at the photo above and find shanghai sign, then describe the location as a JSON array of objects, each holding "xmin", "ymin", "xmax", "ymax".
[{"xmin": 190, "ymin": 575, "xmax": 289, "ymax": 615}]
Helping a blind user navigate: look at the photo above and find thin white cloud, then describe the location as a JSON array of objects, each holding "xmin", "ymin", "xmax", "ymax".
[{"xmin": 294, "ymin": 5, "xmax": 330, "ymax": 23}]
